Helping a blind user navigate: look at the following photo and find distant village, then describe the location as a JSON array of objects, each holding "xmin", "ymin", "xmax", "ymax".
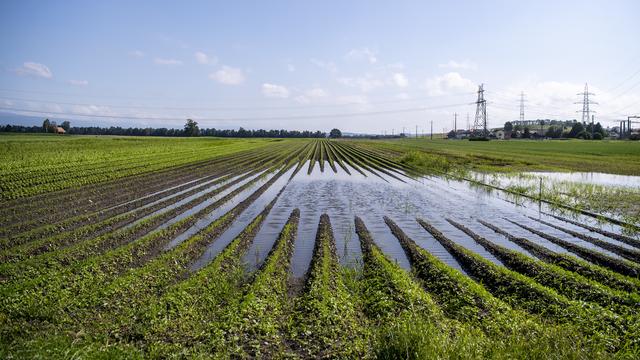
[
  {"xmin": 446, "ymin": 119, "xmax": 637, "ymax": 140},
  {"xmin": 357, "ymin": 119, "xmax": 638, "ymax": 140}
]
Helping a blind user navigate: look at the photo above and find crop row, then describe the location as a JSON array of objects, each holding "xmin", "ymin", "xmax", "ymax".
[
  {"xmin": 0, "ymin": 141, "xmax": 298, "ymax": 228},
  {"xmin": 0, "ymin": 145, "xmax": 293, "ymax": 243}
]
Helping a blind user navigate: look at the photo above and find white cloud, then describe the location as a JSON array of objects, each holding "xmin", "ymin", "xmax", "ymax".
[
  {"xmin": 498, "ymin": 81, "xmax": 640, "ymax": 121},
  {"xmin": 210, "ymin": 66, "xmax": 245, "ymax": 85},
  {"xmin": 68, "ymin": 79, "xmax": 89, "ymax": 86},
  {"xmin": 338, "ymin": 75, "xmax": 385, "ymax": 92},
  {"xmin": 336, "ymin": 95, "xmax": 371, "ymax": 111},
  {"xmin": 70, "ymin": 104, "xmax": 115, "ymax": 116},
  {"xmin": 425, "ymin": 72, "xmax": 476, "ymax": 95},
  {"xmin": 154, "ymin": 57, "xmax": 183, "ymax": 65},
  {"xmin": 345, "ymin": 47, "xmax": 378, "ymax": 64},
  {"xmin": 129, "ymin": 50, "xmax": 145, "ymax": 58},
  {"xmin": 306, "ymin": 88, "xmax": 328, "ymax": 98},
  {"xmin": 194, "ymin": 51, "xmax": 216, "ymax": 65},
  {"xmin": 295, "ymin": 88, "xmax": 329, "ymax": 104},
  {"xmin": 294, "ymin": 96, "xmax": 311, "ymax": 104},
  {"xmin": 310, "ymin": 58, "xmax": 337, "ymax": 73},
  {"xmin": 262, "ymin": 83, "xmax": 290, "ymax": 98},
  {"xmin": 438, "ymin": 60, "xmax": 478, "ymax": 70},
  {"xmin": 336, "ymin": 95, "xmax": 368, "ymax": 105},
  {"xmin": 15, "ymin": 62, "xmax": 53, "ymax": 79},
  {"xmin": 392, "ymin": 73, "xmax": 409, "ymax": 88}
]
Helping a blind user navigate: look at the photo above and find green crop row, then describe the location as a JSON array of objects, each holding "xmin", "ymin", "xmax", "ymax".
[
  {"xmin": 418, "ymin": 218, "xmax": 639, "ymax": 352},
  {"xmin": 508, "ymin": 219, "xmax": 640, "ymax": 277},
  {"xmin": 478, "ymin": 219, "xmax": 640, "ymax": 294},
  {"xmin": 447, "ymin": 219, "xmax": 640, "ymax": 315}
]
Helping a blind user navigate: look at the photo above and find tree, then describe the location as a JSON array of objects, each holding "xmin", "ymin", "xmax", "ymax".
[
  {"xmin": 594, "ymin": 122, "xmax": 606, "ymax": 138},
  {"xmin": 184, "ymin": 119, "xmax": 199, "ymax": 137},
  {"xmin": 43, "ymin": 119, "xmax": 50, "ymax": 133},
  {"xmin": 329, "ymin": 128, "xmax": 342, "ymax": 138},
  {"xmin": 545, "ymin": 126, "xmax": 562, "ymax": 138},
  {"xmin": 504, "ymin": 121, "xmax": 513, "ymax": 132},
  {"xmin": 523, "ymin": 127, "xmax": 531, "ymax": 139},
  {"xmin": 568, "ymin": 122, "xmax": 585, "ymax": 138},
  {"xmin": 61, "ymin": 121, "xmax": 71, "ymax": 132}
]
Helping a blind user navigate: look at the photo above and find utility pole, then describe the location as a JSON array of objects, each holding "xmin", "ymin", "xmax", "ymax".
[
  {"xmin": 454, "ymin": 113, "xmax": 457, "ymax": 134},
  {"xmin": 430, "ymin": 120, "xmax": 433, "ymax": 140},
  {"xmin": 472, "ymin": 84, "xmax": 488, "ymax": 139},
  {"xmin": 519, "ymin": 91, "xmax": 526, "ymax": 122},
  {"xmin": 591, "ymin": 114, "xmax": 594, "ymax": 139},
  {"xmin": 576, "ymin": 83, "xmax": 597, "ymax": 125}
]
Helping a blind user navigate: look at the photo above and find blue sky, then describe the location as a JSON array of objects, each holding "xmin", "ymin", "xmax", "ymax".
[{"xmin": 1, "ymin": 0, "xmax": 639, "ymax": 133}]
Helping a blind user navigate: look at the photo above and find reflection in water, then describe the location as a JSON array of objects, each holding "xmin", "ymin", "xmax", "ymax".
[{"xmin": 186, "ymin": 160, "xmax": 636, "ymax": 280}]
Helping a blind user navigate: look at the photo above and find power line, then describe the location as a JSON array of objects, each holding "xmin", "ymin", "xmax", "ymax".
[
  {"xmin": 0, "ymin": 88, "xmax": 476, "ymax": 111},
  {"xmin": 0, "ymin": 102, "xmax": 469, "ymax": 123}
]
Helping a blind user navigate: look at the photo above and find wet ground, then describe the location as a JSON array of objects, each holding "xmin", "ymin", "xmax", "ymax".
[{"xmin": 179, "ymin": 160, "xmax": 639, "ymax": 280}]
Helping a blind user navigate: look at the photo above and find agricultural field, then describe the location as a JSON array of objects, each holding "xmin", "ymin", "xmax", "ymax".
[{"xmin": 1, "ymin": 136, "xmax": 639, "ymax": 359}]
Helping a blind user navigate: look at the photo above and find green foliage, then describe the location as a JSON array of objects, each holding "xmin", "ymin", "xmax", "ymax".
[
  {"xmin": 183, "ymin": 118, "xmax": 199, "ymax": 137},
  {"xmin": 419, "ymin": 218, "xmax": 639, "ymax": 352},
  {"xmin": 329, "ymin": 128, "xmax": 342, "ymax": 138},
  {"xmin": 0, "ymin": 135, "xmax": 278, "ymax": 200}
]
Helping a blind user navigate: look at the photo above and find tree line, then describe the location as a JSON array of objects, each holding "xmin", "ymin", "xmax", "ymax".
[
  {"xmin": 504, "ymin": 120, "xmax": 608, "ymax": 140},
  {"xmin": 0, "ymin": 118, "xmax": 328, "ymax": 138}
]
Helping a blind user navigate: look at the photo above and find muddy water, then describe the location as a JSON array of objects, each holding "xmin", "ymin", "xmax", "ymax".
[
  {"xmin": 164, "ymin": 171, "xmax": 279, "ymax": 250},
  {"xmin": 179, "ymin": 158, "xmax": 638, "ymax": 279},
  {"xmin": 525, "ymin": 171, "xmax": 640, "ymax": 188},
  {"xmin": 148, "ymin": 171, "xmax": 265, "ymax": 232},
  {"xmin": 103, "ymin": 174, "xmax": 217, "ymax": 212},
  {"xmin": 122, "ymin": 172, "xmax": 253, "ymax": 230},
  {"xmin": 189, "ymin": 166, "xmax": 296, "ymax": 271}
]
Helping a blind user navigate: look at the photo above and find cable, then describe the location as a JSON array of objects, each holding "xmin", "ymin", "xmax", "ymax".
[
  {"xmin": 0, "ymin": 102, "xmax": 470, "ymax": 122},
  {"xmin": 0, "ymin": 88, "xmax": 476, "ymax": 110}
]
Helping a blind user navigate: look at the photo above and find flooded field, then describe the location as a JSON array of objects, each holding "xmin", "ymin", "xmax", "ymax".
[{"xmin": 2, "ymin": 138, "xmax": 639, "ymax": 358}]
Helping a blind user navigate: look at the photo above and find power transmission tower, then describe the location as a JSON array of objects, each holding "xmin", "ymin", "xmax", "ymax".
[
  {"xmin": 472, "ymin": 84, "xmax": 488, "ymax": 139},
  {"xmin": 575, "ymin": 83, "xmax": 597, "ymax": 124},
  {"xmin": 519, "ymin": 91, "xmax": 527, "ymax": 122}
]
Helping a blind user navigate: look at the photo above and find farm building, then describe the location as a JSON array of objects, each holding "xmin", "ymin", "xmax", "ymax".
[{"xmin": 55, "ymin": 127, "xmax": 66, "ymax": 134}]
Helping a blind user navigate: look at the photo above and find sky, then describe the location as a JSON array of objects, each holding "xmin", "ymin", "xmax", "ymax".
[{"xmin": 1, "ymin": 0, "xmax": 639, "ymax": 133}]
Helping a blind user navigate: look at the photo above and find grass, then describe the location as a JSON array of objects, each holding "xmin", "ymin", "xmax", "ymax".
[
  {"xmin": 355, "ymin": 138, "xmax": 640, "ymax": 175},
  {"xmin": 356, "ymin": 138, "xmax": 640, "ymax": 227}
]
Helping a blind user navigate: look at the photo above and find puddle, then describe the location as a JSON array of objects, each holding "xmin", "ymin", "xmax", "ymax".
[
  {"xmin": 167, "ymin": 158, "xmax": 638, "ymax": 279},
  {"xmin": 136, "ymin": 171, "xmax": 264, "ymax": 233},
  {"xmin": 189, "ymin": 166, "xmax": 295, "ymax": 270},
  {"xmin": 103, "ymin": 174, "xmax": 218, "ymax": 212},
  {"xmin": 164, "ymin": 171, "xmax": 278, "ymax": 250}
]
